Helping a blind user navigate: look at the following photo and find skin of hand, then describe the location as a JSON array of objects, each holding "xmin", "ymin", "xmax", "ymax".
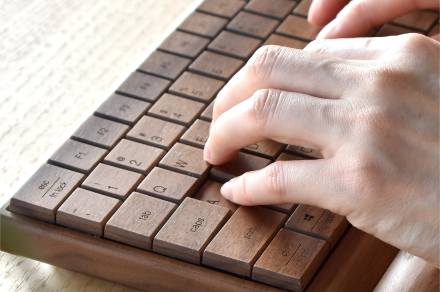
[
  {"xmin": 203, "ymin": 34, "xmax": 440, "ymax": 267},
  {"xmin": 307, "ymin": 0, "xmax": 439, "ymax": 39}
]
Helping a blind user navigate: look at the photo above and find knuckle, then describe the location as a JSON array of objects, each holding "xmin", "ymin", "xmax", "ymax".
[
  {"xmin": 399, "ymin": 33, "xmax": 430, "ymax": 53},
  {"xmin": 247, "ymin": 45, "xmax": 283, "ymax": 80},
  {"xmin": 264, "ymin": 162, "xmax": 287, "ymax": 199},
  {"xmin": 250, "ymin": 89, "xmax": 280, "ymax": 127},
  {"xmin": 344, "ymin": 152, "xmax": 383, "ymax": 195}
]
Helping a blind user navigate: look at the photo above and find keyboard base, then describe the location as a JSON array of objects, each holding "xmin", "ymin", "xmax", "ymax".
[{"xmin": 1, "ymin": 203, "xmax": 397, "ymax": 291}]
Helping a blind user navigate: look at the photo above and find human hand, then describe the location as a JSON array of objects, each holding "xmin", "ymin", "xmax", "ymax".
[
  {"xmin": 204, "ymin": 34, "xmax": 440, "ymax": 267},
  {"xmin": 307, "ymin": 0, "xmax": 439, "ymax": 38}
]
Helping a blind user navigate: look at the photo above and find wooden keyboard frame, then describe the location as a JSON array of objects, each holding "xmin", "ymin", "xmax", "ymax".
[{"xmin": 1, "ymin": 204, "xmax": 397, "ymax": 291}]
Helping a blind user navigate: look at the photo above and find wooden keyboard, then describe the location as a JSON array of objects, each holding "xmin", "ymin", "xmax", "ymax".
[{"xmin": 1, "ymin": 0, "xmax": 438, "ymax": 291}]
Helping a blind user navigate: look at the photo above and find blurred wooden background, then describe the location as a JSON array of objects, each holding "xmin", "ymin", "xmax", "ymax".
[{"xmin": 0, "ymin": 0, "xmax": 198, "ymax": 291}]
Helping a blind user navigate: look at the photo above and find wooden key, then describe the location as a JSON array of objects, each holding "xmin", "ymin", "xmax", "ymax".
[
  {"xmin": 159, "ymin": 31, "xmax": 209, "ymax": 58},
  {"xmin": 49, "ymin": 139, "xmax": 107, "ymax": 173},
  {"xmin": 193, "ymin": 180, "xmax": 238, "ymax": 212},
  {"xmin": 197, "ymin": 0, "xmax": 246, "ymax": 18},
  {"xmin": 285, "ymin": 144, "xmax": 323, "ymax": 159},
  {"xmin": 180, "ymin": 119, "xmax": 210, "ymax": 148},
  {"xmin": 169, "ymin": 72, "xmax": 224, "ymax": 103},
  {"xmin": 264, "ymin": 34, "xmax": 307, "ymax": 49},
  {"xmin": 393, "ymin": 10, "xmax": 438, "ymax": 31},
  {"xmin": 210, "ymin": 152, "xmax": 270, "ymax": 182},
  {"xmin": 104, "ymin": 139, "xmax": 165, "ymax": 174},
  {"xmin": 285, "ymin": 204, "xmax": 348, "ymax": 246},
  {"xmin": 148, "ymin": 93, "xmax": 204, "ymax": 125},
  {"xmin": 127, "ymin": 115, "xmax": 185, "ymax": 149},
  {"xmin": 376, "ymin": 24, "xmax": 415, "ymax": 36},
  {"xmin": 277, "ymin": 15, "xmax": 320, "ymax": 41},
  {"xmin": 56, "ymin": 188, "xmax": 120, "ymax": 236},
  {"xmin": 293, "ymin": 0, "xmax": 312, "ymax": 17},
  {"xmin": 153, "ymin": 197, "xmax": 230, "ymax": 264},
  {"xmin": 276, "ymin": 152, "xmax": 306, "ymax": 162},
  {"xmin": 138, "ymin": 50, "xmax": 190, "ymax": 80},
  {"xmin": 245, "ymin": 0, "xmax": 296, "ymax": 19},
  {"xmin": 82, "ymin": 163, "xmax": 143, "ymax": 199},
  {"xmin": 9, "ymin": 164, "xmax": 83, "ymax": 223},
  {"xmin": 244, "ymin": 140, "xmax": 284, "ymax": 159},
  {"xmin": 189, "ymin": 51, "xmax": 244, "ymax": 80},
  {"xmin": 253, "ymin": 229, "xmax": 329, "ymax": 291},
  {"xmin": 95, "ymin": 94, "xmax": 150, "ymax": 125},
  {"xmin": 203, "ymin": 206, "xmax": 286, "ymax": 277},
  {"xmin": 117, "ymin": 72, "xmax": 171, "ymax": 102},
  {"xmin": 159, "ymin": 143, "xmax": 209, "ymax": 178},
  {"xmin": 72, "ymin": 116, "xmax": 129, "ymax": 149},
  {"xmin": 268, "ymin": 203, "xmax": 297, "ymax": 214},
  {"xmin": 227, "ymin": 12, "xmax": 279, "ymax": 39},
  {"xmin": 209, "ymin": 31, "xmax": 262, "ymax": 59},
  {"xmin": 137, "ymin": 167, "xmax": 199, "ymax": 203},
  {"xmin": 105, "ymin": 192, "xmax": 176, "ymax": 249},
  {"xmin": 179, "ymin": 12, "xmax": 228, "ymax": 38},
  {"xmin": 200, "ymin": 100, "xmax": 214, "ymax": 121}
]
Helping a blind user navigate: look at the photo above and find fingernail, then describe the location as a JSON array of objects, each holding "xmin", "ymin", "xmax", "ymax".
[{"xmin": 221, "ymin": 179, "xmax": 235, "ymax": 201}]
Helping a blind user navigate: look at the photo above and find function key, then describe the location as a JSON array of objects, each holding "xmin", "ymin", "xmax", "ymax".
[
  {"xmin": 49, "ymin": 139, "xmax": 107, "ymax": 173},
  {"xmin": 276, "ymin": 15, "xmax": 320, "ymax": 41},
  {"xmin": 179, "ymin": 12, "xmax": 228, "ymax": 38},
  {"xmin": 293, "ymin": 0, "xmax": 312, "ymax": 17},
  {"xmin": 193, "ymin": 180, "xmax": 238, "ymax": 212},
  {"xmin": 264, "ymin": 34, "xmax": 307, "ymax": 49},
  {"xmin": 72, "ymin": 116, "xmax": 129, "ymax": 149},
  {"xmin": 127, "ymin": 115, "xmax": 185, "ymax": 149},
  {"xmin": 203, "ymin": 206, "xmax": 286, "ymax": 276},
  {"xmin": 197, "ymin": 0, "xmax": 246, "ymax": 18},
  {"xmin": 285, "ymin": 204, "xmax": 348, "ymax": 246},
  {"xmin": 9, "ymin": 164, "xmax": 83, "ymax": 223},
  {"xmin": 56, "ymin": 188, "xmax": 120, "ymax": 236},
  {"xmin": 153, "ymin": 197, "xmax": 230, "ymax": 264},
  {"xmin": 148, "ymin": 93, "xmax": 204, "ymax": 125},
  {"xmin": 104, "ymin": 139, "xmax": 165, "ymax": 174},
  {"xmin": 159, "ymin": 143, "xmax": 209, "ymax": 178},
  {"xmin": 210, "ymin": 152, "xmax": 270, "ymax": 182},
  {"xmin": 95, "ymin": 94, "xmax": 150, "ymax": 124},
  {"xmin": 117, "ymin": 72, "xmax": 170, "ymax": 102},
  {"xmin": 253, "ymin": 229, "xmax": 329, "ymax": 291},
  {"xmin": 159, "ymin": 31, "xmax": 209, "ymax": 58},
  {"xmin": 209, "ymin": 31, "xmax": 261, "ymax": 59},
  {"xmin": 82, "ymin": 163, "xmax": 143, "ymax": 199},
  {"xmin": 138, "ymin": 51, "xmax": 190, "ymax": 80},
  {"xmin": 137, "ymin": 167, "xmax": 199, "ymax": 203},
  {"xmin": 169, "ymin": 72, "xmax": 224, "ymax": 103},
  {"xmin": 180, "ymin": 119, "xmax": 210, "ymax": 148},
  {"xmin": 105, "ymin": 192, "xmax": 176, "ymax": 249},
  {"xmin": 227, "ymin": 11, "xmax": 279, "ymax": 39},
  {"xmin": 245, "ymin": 0, "xmax": 296, "ymax": 19},
  {"xmin": 189, "ymin": 51, "xmax": 244, "ymax": 80}
]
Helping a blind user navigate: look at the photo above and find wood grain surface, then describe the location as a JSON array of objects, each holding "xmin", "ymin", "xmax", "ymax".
[{"xmin": 0, "ymin": 0, "xmax": 198, "ymax": 291}]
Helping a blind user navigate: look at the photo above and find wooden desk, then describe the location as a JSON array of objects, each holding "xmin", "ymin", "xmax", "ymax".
[{"xmin": 0, "ymin": 1, "xmax": 198, "ymax": 290}]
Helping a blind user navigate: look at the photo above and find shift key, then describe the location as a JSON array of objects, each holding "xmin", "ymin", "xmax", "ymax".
[{"xmin": 203, "ymin": 206, "xmax": 286, "ymax": 277}]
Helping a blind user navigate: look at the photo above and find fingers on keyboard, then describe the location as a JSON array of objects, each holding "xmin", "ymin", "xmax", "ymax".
[
  {"xmin": 153, "ymin": 197, "xmax": 230, "ymax": 264},
  {"xmin": 194, "ymin": 180, "xmax": 238, "ymax": 212},
  {"xmin": 203, "ymin": 206, "xmax": 286, "ymax": 277},
  {"xmin": 210, "ymin": 152, "xmax": 271, "ymax": 182},
  {"xmin": 105, "ymin": 192, "xmax": 176, "ymax": 249}
]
